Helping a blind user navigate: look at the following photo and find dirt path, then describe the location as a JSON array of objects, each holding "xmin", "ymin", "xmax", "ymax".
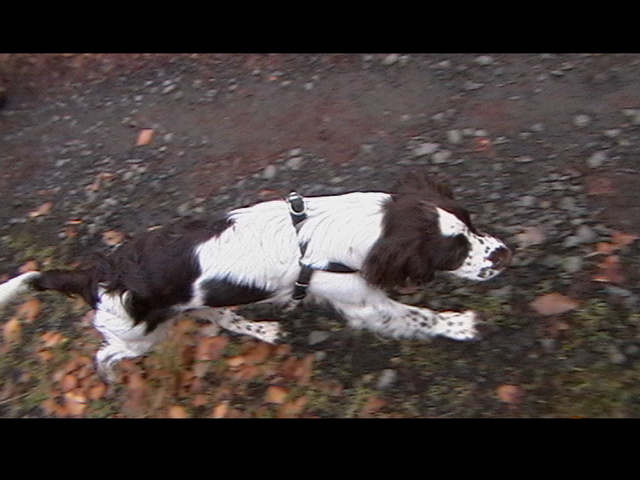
[{"xmin": 1, "ymin": 54, "xmax": 640, "ymax": 418}]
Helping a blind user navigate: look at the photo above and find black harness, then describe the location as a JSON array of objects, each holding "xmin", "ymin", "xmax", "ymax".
[{"xmin": 286, "ymin": 192, "xmax": 358, "ymax": 301}]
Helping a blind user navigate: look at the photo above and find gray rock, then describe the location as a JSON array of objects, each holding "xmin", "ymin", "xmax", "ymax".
[
  {"xmin": 308, "ymin": 330, "xmax": 331, "ymax": 345},
  {"xmin": 432, "ymin": 150, "xmax": 452, "ymax": 164},
  {"xmin": 262, "ymin": 164, "xmax": 277, "ymax": 180},
  {"xmin": 413, "ymin": 142, "xmax": 439, "ymax": 157},
  {"xmin": 573, "ymin": 114, "xmax": 591, "ymax": 128},
  {"xmin": 587, "ymin": 150, "xmax": 607, "ymax": 168},
  {"xmin": 376, "ymin": 369, "xmax": 398, "ymax": 390}
]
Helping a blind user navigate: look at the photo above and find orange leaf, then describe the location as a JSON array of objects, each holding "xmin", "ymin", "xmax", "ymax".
[
  {"xmin": 15, "ymin": 298, "xmax": 42, "ymax": 322},
  {"xmin": 28, "ymin": 201, "xmax": 54, "ymax": 218},
  {"xmin": 102, "ymin": 230, "xmax": 126, "ymax": 246},
  {"xmin": 211, "ymin": 401, "xmax": 230, "ymax": 418},
  {"xmin": 359, "ymin": 395, "xmax": 387, "ymax": 417},
  {"xmin": 40, "ymin": 331, "xmax": 66, "ymax": 348},
  {"xmin": 610, "ymin": 231, "xmax": 639, "ymax": 249},
  {"xmin": 195, "ymin": 335, "xmax": 228, "ymax": 362},
  {"xmin": 593, "ymin": 242, "xmax": 616, "ymax": 255},
  {"xmin": 63, "ymin": 389, "xmax": 88, "ymax": 416},
  {"xmin": 3, "ymin": 317, "xmax": 22, "ymax": 344},
  {"xmin": 593, "ymin": 255, "xmax": 626, "ymax": 284},
  {"xmin": 167, "ymin": 406, "xmax": 190, "ymax": 418},
  {"xmin": 19, "ymin": 260, "xmax": 39, "ymax": 273},
  {"xmin": 136, "ymin": 128, "xmax": 154, "ymax": 146},
  {"xmin": 530, "ymin": 293, "xmax": 580, "ymax": 316},
  {"xmin": 265, "ymin": 385, "xmax": 289, "ymax": 404},
  {"xmin": 497, "ymin": 384, "xmax": 525, "ymax": 405},
  {"xmin": 276, "ymin": 396, "xmax": 309, "ymax": 418}
]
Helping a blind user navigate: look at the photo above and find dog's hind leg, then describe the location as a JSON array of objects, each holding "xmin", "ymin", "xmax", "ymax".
[
  {"xmin": 189, "ymin": 307, "xmax": 281, "ymax": 344},
  {"xmin": 91, "ymin": 292, "xmax": 175, "ymax": 382}
]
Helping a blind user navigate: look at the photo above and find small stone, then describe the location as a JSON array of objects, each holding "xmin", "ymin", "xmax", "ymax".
[
  {"xmin": 262, "ymin": 164, "xmax": 277, "ymax": 180},
  {"xmin": 431, "ymin": 150, "xmax": 452, "ymax": 164},
  {"xmin": 413, "ymin": 142, "xmax": 439, "ymax": 157},
  {"xmin": 308, "ymin": 331, "xmax": 330, "ymax": 346},
  {"xmin": 446, "ymin": 129, "xmax": 462, "ymax": 144},
  {"xmin": 574, "ymin": 114, "xmax": 591, "ymax": 128},
  {"xmin": 382, "ymin": 54, "xmax": 400, "ymax": 66},
  {"xmin": 603, "ymin": 129, "xmax": 621, "ymax": 138},
  {"xmin": 376, "ymin": 369, "xmax": 398, "ymax": 390},
  {"xmin": 286, "ymin": 156, "xmax": 303, "ymax": 170},
  {"xmin": 608, "ymin": 345, "xmax": 626, "ymax": 365},
  {"xmin": 474, "ymin": 55, "xmax": 495, "ymax": 66},
  {"xmin": 587, "ymin": 150, "xmax": 607, "ymax": 168},
  {"xmin": 562, "ymin": 256, "xmax": 583, "ymax": 273},
  {"xmin": 464, "ymin": 80, "xmax": 484, "ymax": 91},
  {"xmin": 575, "ymin": 224, "xmax": 596, "ymax": 243}
]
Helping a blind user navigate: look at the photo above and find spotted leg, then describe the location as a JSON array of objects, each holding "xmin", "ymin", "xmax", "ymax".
[
  {"xmin": 309, "ymin": 271, "xmax": 481, "ymax": 341},
  {"xmin": 188, "ymin": 307, "xmax": 281, "ymax": 344}
]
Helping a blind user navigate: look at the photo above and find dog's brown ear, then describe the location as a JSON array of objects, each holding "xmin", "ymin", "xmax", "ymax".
[
  {"xmin": 362, "ymin": 196, "xmax": 442, "ymax": 289},
  {"xmin": 362, "ymin": 234, "xmax": 436, "ymax": 289}
]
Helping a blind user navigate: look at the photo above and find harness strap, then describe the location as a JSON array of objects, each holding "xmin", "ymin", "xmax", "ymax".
[{"xmin": 286, "ymin": 191, "xmax": 358, "ymax": 302}]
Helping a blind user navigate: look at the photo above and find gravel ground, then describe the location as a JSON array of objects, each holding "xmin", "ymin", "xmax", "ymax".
[{"xmin": 1, "ymin": 53, "xmax": 640, "ymax": 418}]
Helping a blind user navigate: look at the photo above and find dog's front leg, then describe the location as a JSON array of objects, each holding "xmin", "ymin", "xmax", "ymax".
[{"xmin": 310, "ymin": 272, "xmax": 480, "ymax": 341}]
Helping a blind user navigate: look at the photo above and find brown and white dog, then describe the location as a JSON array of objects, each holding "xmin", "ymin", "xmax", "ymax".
[{"xmin": 0, "ymin": 173, "xmax": 511, "ymax": 381}]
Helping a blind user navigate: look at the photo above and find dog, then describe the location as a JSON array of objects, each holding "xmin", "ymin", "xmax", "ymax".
[{"xmin": 0, "ymin": 173, "xmax": 511, "ymax": 381}]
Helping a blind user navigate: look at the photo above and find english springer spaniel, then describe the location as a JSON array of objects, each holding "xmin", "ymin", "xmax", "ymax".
[{"xmin": 0, "ymin": 173, "xmax": 511, "ymax": 381}]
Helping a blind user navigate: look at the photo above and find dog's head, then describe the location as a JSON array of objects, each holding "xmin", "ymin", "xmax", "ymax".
[{"xmin": 363, "ymin": 173, "xmax": 511, "ymax": 288}]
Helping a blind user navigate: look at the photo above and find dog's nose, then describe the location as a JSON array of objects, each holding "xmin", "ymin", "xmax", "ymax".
[{"xmin": 488, "ymin": 246, "xmax": 512, "ymax": 270}]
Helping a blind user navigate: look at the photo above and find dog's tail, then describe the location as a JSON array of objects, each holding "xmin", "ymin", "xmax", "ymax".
[{"xmin": 0, "ymin": 269, "xmax": 100, "ymax": 309}]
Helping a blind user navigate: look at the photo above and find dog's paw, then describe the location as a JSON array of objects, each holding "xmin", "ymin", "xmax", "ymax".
[
  {"xmin": 253, "ymin": 321, "xmax": 282, "ymax": 344},
  {"xmin": 437, "ymin": 310, "xmax": 480, "ymax": 341}
]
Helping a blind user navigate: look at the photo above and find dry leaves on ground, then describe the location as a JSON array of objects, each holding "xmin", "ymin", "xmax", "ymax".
[{"xmin": 589, "ymin": 231, "xmax": 638, "ymax": 285}]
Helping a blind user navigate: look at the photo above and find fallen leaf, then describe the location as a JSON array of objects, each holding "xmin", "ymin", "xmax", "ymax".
[
  {"xmin": 241, "ymin": 342, "xmax": 273, "ymax": 365},
  {"xmin": 40, "ymin": 331, "xmax": 66, "ymax": 348},
  {"xmin": 610, "ymin": 231, "xmax": 639, "ymax": 249},
  {"xmin": 515, "ymin": 226, "xmax": 546, "ymax": 248},
  {"xmin": 359, "ymin": 395, "xmax": 387, "ymax": 417},
  {"xmin": 265, "ymin": 385, "xmax": 289, "ymax": 404},
  {"xmin": 3, "ymin": 317, "xmax": 22, "ymax": 344},
  {"xmin": 14, "ymin": 298, "xmax": 42, "ymax": 322},
  {"xmin": 279, "ymin": 354, "xmax": 315, "ymax": 385},
  {"xmin": 87, "ymin": 382, "xmax": 107, "ymax": 400},
  {"xmin": 28, "ymin": 201, "xmax": 54, "ymax": 218},
  {"xmin": 497, "ymin": 384, "xmax": 525, "ymax": 405},
  {"xmin": 211, "ymin": 401, "xmax": 230, "ymax": 418},
  {"xmin": 585, "ymin": 176, "xmax": 615, "ymax": 195},
  {"xmin": 19, "ymin": 260, "xmax": 39, "ymax": 273},
  {"xmin": 102, "ymin": 230, "xmax": 126, "ymax": 246},
  {"xmin": 136, "ymin": 128, "xmax": 154, "ymax": 146},
  {"xmin": 276, "ymin": 395, "xmax": 308, "ymax": 418},
  {"xmin": 195, "ymin": 335, "xmax": 228, "ymax": 362},
  {"xmin": 593, "ymin": 255, "xmax": 626, "ymax": 285},
  {"xmin": 61, "ymin": 374, "xmax": 79, "ymax": 392},
  {"xmin": 167, "ymin": 405, "xmax": 190, "ymax": 418},
  {"xmin": 530, "ymin": 293, "xmax": 580, "ymax": 316},
  {"xmin": 64, "ymin": 389, "xmax": 88, "ymax": 416}
]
